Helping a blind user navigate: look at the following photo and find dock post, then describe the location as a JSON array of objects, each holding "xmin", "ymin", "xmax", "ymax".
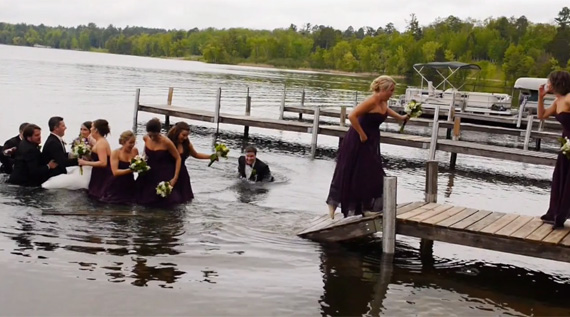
[
  {"xmin": 340, "ymin": 106, "xmax": 347, "ymax": 127},
  {"xmin": 299, "ymin": 88, "xmax": 305, "ymax": 120},
  {"xmin": 279, "ymin": 83, "xmax": 286, "ymax": 120},
  {"xmin": 428, "ymin": 105, "xmax": 440, "ymax": 161},
  {"xmin": 165, "ymin": 87, "xmax": 173, "ymax": 129},
  {"xmin": 446, "ymin": 92, "xmax": 456, "ymax": 139},
  {"xmin": 244, "ymin": 87, "xmax": 251, "ymax": 139},
  {"xmin": 214, "ymin": 87, "xmax": 221, "ymax": 135},
  {"xmin": 450, "ymin": 117, "xmax": 461, "ymax": 169},
  {"xmin": 523, "ymin": 115, "xmax": 534, "ymax": 151},
  {"xmin": 421, "ymin": 160, "xmax": 438, "ymax": 260},
  {"xmin": 382, "ymin": 176, "xmax": 397, "ymax": 256},
  {"xmin": 535, "ymin": 119, "xmax": 544, "ymax": 151},
  {"xmin": 132, "ymin": 88, "xmax": 140, "ymax": 133},
  {"xmin": 310, "ymin": 107, "xmax": 321, "ymax": 158}
]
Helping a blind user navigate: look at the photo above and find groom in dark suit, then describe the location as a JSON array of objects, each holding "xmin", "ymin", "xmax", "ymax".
[
  {"xmin": 238, "ymin": 145, "xmax": 274, "ymax": 182},
  {"xmin": 0, "ymin": 122, "xmax": 29, "ymax": 174},
  {"xmin": 42, "ymin": 116, "xmax": 78, "ymax": 177},
  {"xmin": 8, "ymin": 124, "xmax": 58, "ymax": 186}
]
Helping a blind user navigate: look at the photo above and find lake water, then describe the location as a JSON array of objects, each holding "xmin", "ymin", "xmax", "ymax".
[{"xmin": 0, "ymin": 44, "xmax": 569, "ymax": 316}]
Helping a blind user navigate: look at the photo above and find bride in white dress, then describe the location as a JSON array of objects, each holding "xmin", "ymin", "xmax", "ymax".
[{"xmin": 42, "ymin": 121, "xmax": 95, "ymax": 190}]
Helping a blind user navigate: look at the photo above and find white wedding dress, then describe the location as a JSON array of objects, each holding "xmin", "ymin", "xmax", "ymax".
[{"xmin": 41, "ymin": 166, "xmax": 93, "ymax": 190}]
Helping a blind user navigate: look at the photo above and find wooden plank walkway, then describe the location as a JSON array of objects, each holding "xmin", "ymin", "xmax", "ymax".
[
  {"xmin": 138, "ymin": 104, "xmax": 557, "ymax": 166},
  {"xmin": 284, "ymin": 105, "xmax": 560, "ymax": 139},
  {"xmin": 298, "ymin": 202, "xmax": 570, "ymax": 263}
]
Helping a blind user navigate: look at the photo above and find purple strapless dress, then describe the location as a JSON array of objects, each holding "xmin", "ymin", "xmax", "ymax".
[
  {"xmin": 88, "ymin": 153, "xmax": 113, "ymax": 200},
  {"xmin": 100, "ymin": 160, "xmax": 135, "ymax": 204},
  {"xmin": 135, "ymin": 147, "xmax": 191, "ymax": 207},
  {"xmin": 326, "ymin": 112, "xmax": 387, "ymax": 217},
  {"xmin": 173, "ymin": 154, "xmax": 194, "ymax": 202}
]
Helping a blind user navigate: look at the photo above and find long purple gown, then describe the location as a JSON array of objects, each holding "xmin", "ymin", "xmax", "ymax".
[
  {"xmin": 326, "ymin": 112, "xmax": 387, "ymax": 217},
  {"xmin": 173, "ymin": 154, "xmax": 194, "ymax": 202},
  {"xmin": 100, "ymin": 161, "xmax": 135, "ymax": 204},
  {"xmin": 135, "ymin": 147, "xmax": 191, "ymax": 207},
  {"xmin": 542, "ymin": 112, "xmax": 570, "ymax": 227},
  {"xmin": 88, "ymin": 153, "xmax": 113, "ymax": 200}
]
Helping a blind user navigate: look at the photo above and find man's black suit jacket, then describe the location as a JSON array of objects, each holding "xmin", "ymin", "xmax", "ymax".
[
  {"xmin": 8, "ymin": 139, "xmax": 51, "ymax": 186},
  {"xmin": 42, "ymin": 134, "xmax": 78, "ymax": 177},
  {"xmin": 238, "ymin": 156, "xmax": 273, "ymax": 182},
  {"xmin": 0, "ymin": 135, "xmax": 20, "ymax": 174}
]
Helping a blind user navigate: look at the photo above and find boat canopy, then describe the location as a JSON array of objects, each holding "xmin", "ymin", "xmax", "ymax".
[
  {"xmin": 413, "ymin": 61, "xmax": 481, "ymax": 91},
  {"xmin": 513, "ymin": 77, "xmax": 547, "ymax": 91}
]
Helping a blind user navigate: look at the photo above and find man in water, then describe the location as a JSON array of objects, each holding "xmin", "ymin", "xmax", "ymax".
[{"xmin": 238, "ymin": 145, "xmax": 273, "ymax": 182}]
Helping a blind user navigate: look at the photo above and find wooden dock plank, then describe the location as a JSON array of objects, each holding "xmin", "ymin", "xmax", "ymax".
[
  {"xmin": 396, "ymin": 201, "xmax": 429, "ymax": 215},
  {"xmin": 560, "ymin": 229, "xmax": 570, "ymax": 246},
  {"xmin": 450, "ymin": 210, "xmax": 493, "ymax": 230},
  {"xmin": 542, "ymin": 227, "xmax": 570, "ymax": 244},
  {"xmin": 465, "ymin": 212, "xmax": 505, "ymax": 232},
  {"xmin": 397, "ymin": 203, "xmax": 440, "ymax": 220},
  {"xmin": 408, "ymin": 205, "xmax": 455, "ymax": 222},
  {"xmin": 437, "ymin": 208, "xmax": 479, "ymax": 227},
  {"xmin": 495, "ymin": 215, "xmax": 533, "ymax": 236},
  {"xmin": 511, "ymin": 218, "xmax": 544, "ymax": 239},
  {"xmin": 480, "ymin": 213, "xmax": 519, "ymax": 234},
  {"xmin": 526, "ymin": 223, "xmax": 555, "ymax": 241},
  {"xmin": 421, "ymin": 206, "xmax": 466, "ymax": 225}
]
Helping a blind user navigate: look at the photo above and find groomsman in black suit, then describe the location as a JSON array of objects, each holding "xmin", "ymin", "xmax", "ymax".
[
  {"xmin": 42, "ymin": 116, "xmax": 78, "ymax": 177},
  {"xmin": 0, "ymin": 122, "xmax": 28, "ymax": 174},
  {"xmin": 238, "ymin": 145, "xmax": 274, "ymax": 182},
  {"xmin": 8, "ymin": 124, "xmax": 58, "ymax": 186}
]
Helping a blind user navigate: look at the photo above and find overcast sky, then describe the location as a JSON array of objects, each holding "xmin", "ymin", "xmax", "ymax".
[{"xmin": 0, "ymin": 0, "xmax": 567, "ymax": 31}]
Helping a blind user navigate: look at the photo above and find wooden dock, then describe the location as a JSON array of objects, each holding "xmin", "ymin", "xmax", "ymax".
[
  {"xmin": 298, "ymin": 201, "xmax": 570, "ymax": 263},
  {"xmin": 136, "ymin": 101, "xmax": 557, "ymax": 166}
]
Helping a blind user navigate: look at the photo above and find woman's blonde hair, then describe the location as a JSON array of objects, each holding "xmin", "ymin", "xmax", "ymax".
[
  {"xmin": 370, "ymin": 75, "xmax": 396, "ymax": 92},
  {"xmin": 119, "ymin": 130, "xmax": 135, "ymax": 145}
]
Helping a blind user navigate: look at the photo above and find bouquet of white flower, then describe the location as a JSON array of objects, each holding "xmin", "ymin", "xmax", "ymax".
[
  {"xmin": 129, "ymin": 155, "xmax": 151, "ymax": 174},
  {"xmin": 156, "ymin": 181, "xmax": 173, "ymax": 198},
  {"xmin": 72, "ymin": 139, "xmax": 91, "ymax": 175},
  {"xmin": 559, "ymin": 137, "xmax": 570, "ymax": 159},
  {"xmin": 400, "ymin": 100, "xmax": 423, "ymax": 133},
  {"xmin": 208, "ymin": 143, "xmax": 230, "ymax": 167}
]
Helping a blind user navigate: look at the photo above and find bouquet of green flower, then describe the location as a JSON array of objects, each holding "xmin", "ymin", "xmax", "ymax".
[
  {"xmin": 156, "ymin": 181, "xmax": 173, "ymax": 198},
  {"xmin": 129, "ymin": 155, "xmax": 151, "ymax": 174},
  {"xmin": 399, "ymin": 99, "xmax": 423, "ymax": 133},
  {"xmin": 72, "ymin": 138, "xmax": 91, "ymax": 175},
  {"xmin": 208, "ymin": 143, "xmax": 230, "ymax": 167},
  {"xmin": 558, "ymin": 137, "xmax": 570, "ymax": 160}
]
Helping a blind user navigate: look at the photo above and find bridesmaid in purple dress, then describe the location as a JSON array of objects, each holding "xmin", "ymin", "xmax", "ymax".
[
  {"xmin": 167, "ymin": 122, "xmax": 215, "ymax": 201},
  {"xmin": 79, "ymin": 119, "xmax": 113, "ymax": 200},
  {"xmin": 326, "ymin": 75, "xmax": 409, "ymax": 219},
  {"xmin": 135, "ymin": 118, "xmax": 183, "ymax": 207},
  {"xmin": 100, "ymin": 130, "xmax": 139, "ymax": 204},
  {"xmin": 538, "ymin": 71, "xmax": 570, "ymax": 229}
]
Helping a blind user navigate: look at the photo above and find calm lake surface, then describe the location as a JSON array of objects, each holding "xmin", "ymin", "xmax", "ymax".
[{"xmin": 0, "ymin": 44, "xmax": 569, "ymax": 316}]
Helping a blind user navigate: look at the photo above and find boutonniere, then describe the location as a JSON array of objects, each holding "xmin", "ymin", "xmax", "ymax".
[
  {"xmin": 251, "ymin": 169, "xmax": 258, "ymax": 181},
  {"xmin": 38, "ymin": 145, "xmax": 42, "ymax": 150}
]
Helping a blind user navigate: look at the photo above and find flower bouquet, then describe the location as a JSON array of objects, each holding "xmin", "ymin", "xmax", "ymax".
[
  {"xmin": 559, "ymin": 137, "xmax": 570, "ymax": 160},
  {"xmin": 156, "ymin": 181, "xmax": 173, "ymax": 198},
  {"xmin": 208, "ymin": 143, "xmax": 230, "ymax": 167},
  {"xmin": 129, "ymin": 155, "xmax": 151, "ymax": 174},
  {"xmin": 399, "ymin": 99, "xmax": 423, "ymax": 133},
  {"xmin": 72, "ymin": 139, "xmax": 92, "ymax": 175}
]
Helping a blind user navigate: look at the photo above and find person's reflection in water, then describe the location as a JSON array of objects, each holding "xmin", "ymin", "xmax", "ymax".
[
  {"xmin": 319, "ymin": 243, "xmax": 392, "ymax": 316},
  {"xmin": 233, "ymin": 181, "xmax": 269, "ymax": 204}
]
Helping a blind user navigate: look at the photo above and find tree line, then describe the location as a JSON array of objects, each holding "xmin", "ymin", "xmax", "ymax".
[{"xmin": 1, "ymin": 7, "xmax": 569, "ymax": 85}]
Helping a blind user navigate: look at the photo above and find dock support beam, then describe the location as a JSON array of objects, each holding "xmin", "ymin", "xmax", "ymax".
[
  {"xmin": 244, "ymin": 87, "xmax": 251, "ymax": 139},
  {"xmin": 450, "ymin": 117, "xmax": 461, "ymax": 169},
  {"xmin": 382, "ymin": 176, "xmax": 397, "ymax": 256},
  {"xmin": 299, "ymin": 88, "xmax": 305, "ymax": 120},
  {"xmin": 214, "ymin": 87, "xmax": 221, "ymax": 135},
  {"xmin": 310, "ymin": 107, "xmax": 321, "ymax": 158},
  {"xmin": 523, "ymin": 115, "xmax": 534, "ymax": 151},
  {"xmin": 428, "ymin": 106, "xmax": 440, "ymax": 161},
  {"xmin": 279, "ymin": 83, "xmax": 286, "ymax": 120},
  {"xmin": 132, "ymin": 88, "xmax": 140, "ymax": 133},
  {"xmin": 421, "ymin": 160, "xmax": 438, "ymax": 261},
  {"xmin": 165, "ymin": 87, "xmax": 173, "ymax": 129}
]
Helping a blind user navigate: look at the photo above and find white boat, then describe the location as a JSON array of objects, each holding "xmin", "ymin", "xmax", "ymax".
[{"xmin": 396, "ymin": 62, "xmax": 514, "ymax": 116}]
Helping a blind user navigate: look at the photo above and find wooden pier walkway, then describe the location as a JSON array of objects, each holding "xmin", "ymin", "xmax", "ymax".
[
  {"xmin": 298, "ymin": 201, "xmax": 570, "ymax": 263},
  {"xmin": 136, "ymin": 102, "xmax": 557, "ymax": 166}
]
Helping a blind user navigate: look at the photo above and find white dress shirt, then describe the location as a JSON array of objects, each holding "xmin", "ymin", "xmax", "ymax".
[
  {"xmin": 245, "ymin": 160, "xmax": 255, "ymax": 179},
  {"xmin": 51, "ymin": 132, "xmax": 66, "ymax": 151}
]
